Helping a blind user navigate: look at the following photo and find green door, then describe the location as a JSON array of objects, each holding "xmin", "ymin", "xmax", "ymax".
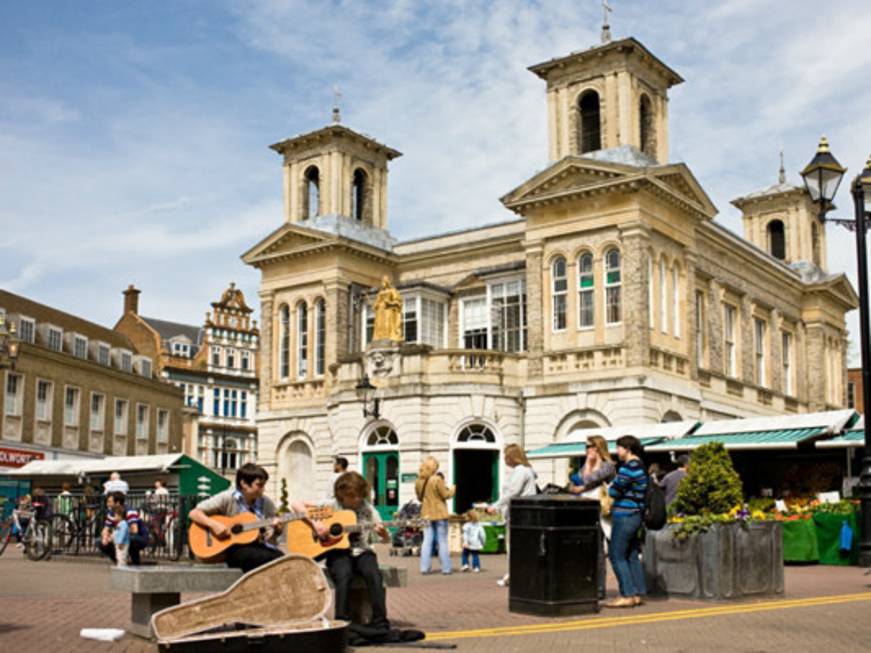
[{"xmin": 363, "ymin": 451, "xmax": 400, "ymax": 521}]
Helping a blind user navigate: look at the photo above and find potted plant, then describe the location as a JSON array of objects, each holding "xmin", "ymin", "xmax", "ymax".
[{"xmin": 643, "ymin": 442, "xmax": 784, "ymax": 599}]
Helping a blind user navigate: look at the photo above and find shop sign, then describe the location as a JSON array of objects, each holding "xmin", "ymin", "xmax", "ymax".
[
  {"xmin": 0, "ymin": 447, "xmax": 45, "ymax": 468},
  {"xmin": 400, "ymin": 473, "xmax": 417, "ymax": 483}
]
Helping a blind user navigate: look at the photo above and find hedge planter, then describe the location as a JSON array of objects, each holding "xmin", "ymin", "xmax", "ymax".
[{"xmin": 644, "ymin": 522, "xmax": 784, "ymax": 599}]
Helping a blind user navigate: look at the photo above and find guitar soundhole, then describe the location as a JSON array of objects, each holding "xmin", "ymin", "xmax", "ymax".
[
  {"xmin": 329, "ymin": 523, "xmax": 343, "ymax": 537},
  {"xmin": 231, "ymin": 524, "xmax": 244, "ymax": 535}
]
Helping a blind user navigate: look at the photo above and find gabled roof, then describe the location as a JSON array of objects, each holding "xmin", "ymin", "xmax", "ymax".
[
  {"xmin": 140, "ymin": 316, "xmax": 203, "ymax": 345},
  {"xmin": 499, "ymin": 156, "xmax": 717, "ymax": 218}
]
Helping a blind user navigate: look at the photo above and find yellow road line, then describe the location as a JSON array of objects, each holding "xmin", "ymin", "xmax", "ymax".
[{"xmin": 425, "ymin": 592, "xmax": 871, "ymax": 641}]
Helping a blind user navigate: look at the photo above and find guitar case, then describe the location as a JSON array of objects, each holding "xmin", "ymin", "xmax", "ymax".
[{"xmin": 152, "ymin": 555, "xmax": 348, "ymax": 653}]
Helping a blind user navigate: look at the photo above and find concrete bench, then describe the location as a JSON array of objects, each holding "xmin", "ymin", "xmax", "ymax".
[
  {"xmin": 325, "ymin": 564, "xmax": 408, "ymax": 624},
  {"xmin": 109, "ymin": 564, "xmax": 242, "ymax": 638}
]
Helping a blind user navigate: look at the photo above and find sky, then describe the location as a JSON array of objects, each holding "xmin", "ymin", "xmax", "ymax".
[{"xmin": 1, "ymin": 0, "xmax": 870, "ymax": 360}]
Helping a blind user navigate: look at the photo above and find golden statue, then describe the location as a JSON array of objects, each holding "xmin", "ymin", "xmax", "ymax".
[{"xmin": 372, "ymin": 276, "xmax": 403, "ymax": 342}]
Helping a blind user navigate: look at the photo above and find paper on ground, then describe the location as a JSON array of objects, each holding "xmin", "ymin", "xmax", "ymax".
[{"xmin": 80, "ymin": 628, "xmax": 126, "ymax": 642}]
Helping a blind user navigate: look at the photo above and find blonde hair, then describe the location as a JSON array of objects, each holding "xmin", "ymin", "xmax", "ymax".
[
  {"xmin": 418, "ymin": 456, "xmax": 439, "ymax": 480},
  {"xmin": 464, "ymin": 509, "xmax": 479, "ymax": 522},
  {"xmin": 585, "ymin": 435, "xmax": 611, "ymax": 463},
  {"xmin": 504, "ymin": 444, "xmax": 530, "ymax": 468}
]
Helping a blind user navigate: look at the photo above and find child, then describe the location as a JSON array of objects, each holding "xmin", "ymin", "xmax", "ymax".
[
  {"xmin": 112, "ymin": 503, "xmax": 130, "ymax": 568},
  {"xmin": 461, "ymin": 510, "xmax": 485, "ymax": 572},
  {"xmin": 326, "ymin": 472, "xmax": 390, "ymax": 627}
]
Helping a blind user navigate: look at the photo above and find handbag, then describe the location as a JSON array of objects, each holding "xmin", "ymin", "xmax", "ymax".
[{"xmin": 598, "ymin": 483, "xmax": 613, "ymax": 518}]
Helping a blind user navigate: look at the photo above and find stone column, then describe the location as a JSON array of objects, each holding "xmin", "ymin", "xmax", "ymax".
[
  {"xmin": 740, "ymin": 296, "xmax": 754, "ymax": 385},
  {"xmin": 706, "ymin": 279, "xmax": 724, "ymax": 375},
  {"xmin": 621, "ymin": 225, "xmax": 651, "ymax": 368},
  {"xmin": 770, "ymin": 309, "xmax": 783, "ymax": 392},
  {"xmin": 525, "ymin": 243, "xmax": 545, "ymax": 377},
  {"xmin": 804, "ymin": 324, "xmax": 826, "ymax": 410},
  {"xmin": 259, "ymin": 293, "xmax": 274, "ymax": 411}
]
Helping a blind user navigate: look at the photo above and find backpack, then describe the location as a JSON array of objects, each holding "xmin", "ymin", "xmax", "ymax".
[{"xmin": 643, "ymin": 477, "xmax": 667, "ymax": 530}]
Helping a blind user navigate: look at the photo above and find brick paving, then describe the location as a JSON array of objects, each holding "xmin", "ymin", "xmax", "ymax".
[{"xmin": 1, "ymin": 546, "xmax": 870, "ymax": 651}]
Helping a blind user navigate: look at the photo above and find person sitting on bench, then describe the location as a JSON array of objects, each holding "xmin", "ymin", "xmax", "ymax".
[
  {"xmin": 326, "ymin": 472, "xmax": 391, "ymax": 627},
  {"xmin": 189, "ymin": 463, "xmax": 314, "ymax": 573}
]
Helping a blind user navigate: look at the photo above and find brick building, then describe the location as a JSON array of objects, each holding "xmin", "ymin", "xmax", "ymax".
[
  {"xmin": 0, "ymin": 289, "xmax": 186, "ymax": 473},
  {"xmin": 243, "ymin": 36, "xmax": 857, "ymax": 515},
  {"xmin": 114, "ymin": 284, "xmax": 259, "ymax": 476}
]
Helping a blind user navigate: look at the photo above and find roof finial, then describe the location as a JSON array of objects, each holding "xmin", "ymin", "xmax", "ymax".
[
  {"xmin": 778, "ymin": 147, "xmax": 786, "ymax": 184},
  {"xmin": 332, "ymin": 85, "xmax": 342, "ymax": 124},
  {"xmin": 601, "ymin": 0, "xmax": 613, "ymax": 44},
  {"xmin": 817, "ymin": 135, "xmax": 830, "ymax": 153}
]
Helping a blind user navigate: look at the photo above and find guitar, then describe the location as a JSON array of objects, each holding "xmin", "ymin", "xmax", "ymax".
[
  {"xmin": 286, "ymin": 514, "xmax": 429, "ymax": 559},
  {"xmin": 189, "ymin": 507, "xmax": 334, "ymax": 562}
]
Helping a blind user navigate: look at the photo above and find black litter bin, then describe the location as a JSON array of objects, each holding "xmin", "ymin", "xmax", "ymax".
[{"xmin": 508, "ymin": 494, "xmax": 600, "ymax": 616}]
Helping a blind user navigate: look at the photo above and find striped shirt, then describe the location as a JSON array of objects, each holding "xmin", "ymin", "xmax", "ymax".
[{"xmin": 608, "ymin": 459, "xmax": 648, "ymax": 513}]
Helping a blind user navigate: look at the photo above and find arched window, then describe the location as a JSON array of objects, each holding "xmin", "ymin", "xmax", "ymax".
[
  {"xmin": 457, "ymin": 423, "xmax": 496, "ymax": 443},
  {"xmin": 315, "ymin": 298, "xmax": 326, "ymax": 376},
  {"xmin": 304, "ymin": 166, "xmax": 320, "ymax": 219},
  {"xmin": 279, "ymin": 305, "xmax": 290, "ymax": 379},
  {"xmin": 767, "ymin": 220, "xmax": 786, "ymax": 260},
  {"xmin": 296, "ymin": 302, "xmax": 308, "ymax": 379},
  {"xmin": 352, "ymin": 169, "xmax": 367, "ymax": 221},
  {"xmin": 367, "ymin": 425, "xmax": 399, "ymax": 447},
  {"xmin": 577, "ymin": 252, "xmax": 594, "ymax": 328},
  {"xmin": 639, "ymin": 94, "xmax": 654, "ymax": 156},
  {"xmin": 672, "ymin": 265, "xmax": 681, "ymax": 338},
  {"xmin": 605, "ymin": 248, "xmax": 621, "ymax": 324},
  {"xmin": 659, "ymin": 258, "xmax": 667, "ymax": 332},
  {"xmin": 578, "ymin": 90, "xmax": 601, "ymax": 153},
  {"xmin": 552, "ymin": 257, "xmax": 567, "ymax": 331}
]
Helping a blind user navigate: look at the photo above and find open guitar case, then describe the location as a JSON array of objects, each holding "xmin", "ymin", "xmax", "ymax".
[{"xmin": 152, "ymin": 555, "xmax": 348, "ymax": 652}]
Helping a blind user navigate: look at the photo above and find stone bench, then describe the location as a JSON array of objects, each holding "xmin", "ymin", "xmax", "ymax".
[
  {"xmin": 324, "ymin": 564, "xmax": 408, "ymax": 624},
  {"xmin": 109, "ymin": 564, "xmax": 243, "ymax": 638}
]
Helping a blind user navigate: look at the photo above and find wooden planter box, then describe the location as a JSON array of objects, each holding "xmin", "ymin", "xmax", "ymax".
[{"xmin": 644, "ymin": 522, "xmax": 784, "ymax": 599}]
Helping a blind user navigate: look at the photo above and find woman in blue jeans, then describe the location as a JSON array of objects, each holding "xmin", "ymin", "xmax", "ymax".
[
  {"xmin": 415, "ymin": 457, "xmax": 455, "ymax": 575},
  {"xmin": 605, "ymin": 435, "xmax": 648, "ymax": 608}
]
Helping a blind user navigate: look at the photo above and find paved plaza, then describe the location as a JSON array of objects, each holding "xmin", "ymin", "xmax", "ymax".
[{"xmin": 1, "ymin": 545, "xmax": 869, "ymax": 652}]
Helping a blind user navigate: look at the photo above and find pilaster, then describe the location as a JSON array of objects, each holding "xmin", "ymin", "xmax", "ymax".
[
  {"xmin": 621, "ymin": 225, "xmax": 651, "ymax": 368},
  {"xmin": 525, "ymin": 243, "xmax": 544, "ymax": 377},
  {"xmin": 706, "ymin": 279, "xmax": 724, "ymax": 375}
]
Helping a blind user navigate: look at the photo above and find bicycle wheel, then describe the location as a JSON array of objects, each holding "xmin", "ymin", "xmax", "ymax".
[
  {"xmin": 0, "ymin": 519, "xmax": 13, "ymax": 557},
  {"xmin": 50, "ymin": 514, "xmax": 74, "ymax": 551},
  {"xmin": 25, "ymin": 520, "xmax": 52, "ymax": 561}
]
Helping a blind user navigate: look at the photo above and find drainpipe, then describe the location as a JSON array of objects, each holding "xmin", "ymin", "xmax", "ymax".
[{"xmin": 518, "ymin": 393, "xmax": 527, "ymax": 451}]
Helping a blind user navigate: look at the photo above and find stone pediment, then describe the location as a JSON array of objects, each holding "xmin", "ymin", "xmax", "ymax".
[
  {"xmin": 648, "ymin": 165, "xmax": 718, "ymax": 217},
  {"xmin": 812, "ymin": 274, "xmax": 859, "ymax": 310},
  {"xmin": 241, "ymin": 224, "xmax": 334, "ymax": 265},
  {"xmin": 500, "ymin": 157, "xmax": 634, "ymax": 209}
]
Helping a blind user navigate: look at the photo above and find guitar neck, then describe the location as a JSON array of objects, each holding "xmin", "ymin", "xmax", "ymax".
[
  {"xmin": 343, "ymin": 519, "xmax": 427, "ymax": 533},
  {"xmin": 238, "ymin": 511, "xmax": 308, "ymax": 533}
]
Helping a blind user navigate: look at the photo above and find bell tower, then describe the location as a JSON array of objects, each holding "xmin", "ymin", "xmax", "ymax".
[
  {"xmin": 270, "ymin": 118, "xmax": 401, "ymax": 231},
  {"xmin": 528, "ymin": 37, "xmax": 683, "ymax": 164}
]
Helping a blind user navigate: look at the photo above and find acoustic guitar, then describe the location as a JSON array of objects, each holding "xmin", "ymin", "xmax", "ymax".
[
  {"xmin": 189, "ymin": 507, "xmax": 334, "ymax": 562},
  {"xmin": 285, "ymin": 513, "xmax": 428, "ymax": 559}
]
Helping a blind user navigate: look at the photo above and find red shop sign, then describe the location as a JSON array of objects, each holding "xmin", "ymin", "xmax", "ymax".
[{"xmin": 0, "ymin": 447, "xmax": 45, "ymax": 468}]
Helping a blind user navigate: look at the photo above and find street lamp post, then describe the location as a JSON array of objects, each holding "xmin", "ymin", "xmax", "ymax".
[
  {"xmin": 355, "ymin": 374, "xmax": 381, "ymax": 420},
  {"xmin": 801, "ymin": 137, "xmax": 871, "ymax": 567}
]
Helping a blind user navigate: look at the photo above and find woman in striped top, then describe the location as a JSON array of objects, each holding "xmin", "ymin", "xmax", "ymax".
[{"xmin": 604, "ymin": 435, "xmax": 648, "ymax": 608}]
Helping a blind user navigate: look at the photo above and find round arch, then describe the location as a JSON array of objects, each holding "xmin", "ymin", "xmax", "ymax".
[
  {"xmin": 449, "ymin": 418, "xmax": 504, "ymax": 514},
  {"xmin": 553, "ymin": 408, "xmax": 611, "ymax": 441},
  {"xmin": 276, "ymin": 431, "xmax": 316, "ymax": 503},
  {"xmin": 660, "ymin": 410, "xmax": 684, "ymax": 423}
]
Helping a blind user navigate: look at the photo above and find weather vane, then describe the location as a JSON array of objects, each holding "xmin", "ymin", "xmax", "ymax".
[
  {"xmin": 601, "ymin": 0, "xmax": 612, "ymax": 44},
  {"xmin": 779, "ymin": 147, "xmax": 786, "ymax": 184},
  {"xmin": 332, "ymin": 85, "xmax": 342, "ymax": 124}
]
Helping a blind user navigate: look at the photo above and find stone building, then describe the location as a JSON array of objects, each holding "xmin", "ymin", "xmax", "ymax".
[
  {"xmin": 114, "ymin": 284, "xmax": 259, "ymax": 476},
  {"xmin": 243, "ymin": 37, "xmax": 857, "ymax": 515},
  {"xmin": 0, "ymin": 289, "xmax": 186, "ymax": 472}
]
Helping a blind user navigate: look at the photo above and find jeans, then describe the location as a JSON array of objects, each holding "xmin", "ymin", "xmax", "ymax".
[
  {"xmin": 608, "ymin": 511, "xmax": 646, "ymax": 598},
  {"xmin": 461, "ymin": 548, "xmax": 480, "ymax": 569},
  {"xmin": 326, "ymin": 550, "xmax": 388, "ymax": 627},
  {"xmin": 421, "ymin": 519, "xmax": 451, "ymax": 573},
  {"xmin": 225, "ymin": 542, "xmax": 283, "ymax": 573}
]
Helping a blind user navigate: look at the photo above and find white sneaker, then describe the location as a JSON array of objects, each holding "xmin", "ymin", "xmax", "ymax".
[
  {"xmin": 473, "ymin": 568, "xmax": 481, "ymax": 573},
  {"xmin": 461, "ymin": 564, "xmax": 469, "ymax": 572},
  {"xmin": 497, "ymin": 574, "xmax": 509, "ymax": 587}
]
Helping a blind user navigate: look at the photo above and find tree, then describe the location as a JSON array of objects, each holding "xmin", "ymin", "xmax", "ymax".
[
  {"xmin": 279, "ymin": 478, "xmax": 290, "ymax": 514},
  {"xmin": 671, "ymin": 442, "xmax": 743, "ymax": 516}
]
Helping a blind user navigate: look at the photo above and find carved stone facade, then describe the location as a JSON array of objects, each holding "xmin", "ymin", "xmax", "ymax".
[{"xmin": 244, "ymin": 37, "xmax": 857, "ymax": 514}]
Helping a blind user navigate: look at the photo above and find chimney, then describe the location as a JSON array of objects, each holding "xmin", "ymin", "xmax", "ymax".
[{"xmin": 123, "ymin": 284, "xmax": 141, "ymax": 315}]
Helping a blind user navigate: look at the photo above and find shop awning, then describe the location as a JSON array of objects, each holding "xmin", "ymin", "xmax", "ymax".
[
  {"xmin": 527, "ymin": 420, "xmax": 700, "ymax": 460},
  {"xmin": 646, "ymin": 409, "xmax": 858, "ymax": 452},
  {"xmin": 816, "ymin": 429, "xmax": 865, "ymax": 449}
]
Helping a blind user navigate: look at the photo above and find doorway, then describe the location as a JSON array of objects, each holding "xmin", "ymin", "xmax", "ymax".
[
  {"xmin": 363, "ymin": 451, "xmax": 400, "ymax": 521},
  {"xmin": 453, "ymin": 449, "xmax": 498, "ymax": 514}
]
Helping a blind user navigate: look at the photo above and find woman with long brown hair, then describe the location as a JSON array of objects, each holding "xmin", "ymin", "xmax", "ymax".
[
  {"xmin": 415, "ymin": 456, "xmax": 455, "ymax": 575},
  {"xmin": 486, "ymin": 443, "xmax": 537, "ymax": 587}
]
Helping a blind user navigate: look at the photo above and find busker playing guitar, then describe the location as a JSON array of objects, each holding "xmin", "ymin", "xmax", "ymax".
[
  {"xmin": 326, "ymin": 472, "xmax": 391, "ymax": 628},
  {"xmin": 189, "ymin": 463, "xmax": 326, "ymax": 573}
]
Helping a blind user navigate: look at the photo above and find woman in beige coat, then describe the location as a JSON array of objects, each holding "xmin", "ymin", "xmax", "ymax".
[{"xmin": 415, "ymin": 456, "xmax": 455, "ymax": 574}]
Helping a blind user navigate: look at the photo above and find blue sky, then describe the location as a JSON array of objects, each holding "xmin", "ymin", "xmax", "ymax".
[{"xmin": 1, "ymin": 1, "xmax": 870, "ymax": 359}]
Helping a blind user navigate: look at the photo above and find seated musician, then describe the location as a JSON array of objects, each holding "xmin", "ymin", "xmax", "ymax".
[
  {"xmin": 326, "ymin": 472, "xmax": 390, "ymax": 627},
  {"xmin": 189, "ymin": 462, "xmax": 311, "ymax": 573}
]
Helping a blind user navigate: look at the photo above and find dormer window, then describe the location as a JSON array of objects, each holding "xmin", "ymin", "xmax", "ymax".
[
  {"xmin": 578, "ymin": 90, "xmax": 601, "ymax": 153},
  {"xmin": 304, "ymin": 166, "xmax": 320, "ymax": 219},
  {"xmin": 73, "ymin": 334, "xmax": 88, "ymax": 359},
  {"xmin": 47, "ymin": 326, "xmax": 63, "ymax": 352},
  {"xmin": 119, "ymin": 350, "xmax": 133, "ymax": 373},
  {"xmin": 171, "ymin": 341, "xmax": 191, "ymax": 357},
  {"xmin": 97, "ymin": 343, "xmax": 111, "ymax": 366},
  {"xmin": 18, "ymin": 316, "xmax": 35, "ymax": 344}
]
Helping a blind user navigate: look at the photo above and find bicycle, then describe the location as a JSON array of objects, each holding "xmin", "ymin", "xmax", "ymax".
[
  {"xmin": 0, "ymin": 510, "xmax": 52, "ymax": 561},
  {"xmin": 144, "ymin": 506, "xmax": 181, "ymax": 561},
  {"xmin": 50, "ymin": 503, "xmax": 101, "ymax": 554}
]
